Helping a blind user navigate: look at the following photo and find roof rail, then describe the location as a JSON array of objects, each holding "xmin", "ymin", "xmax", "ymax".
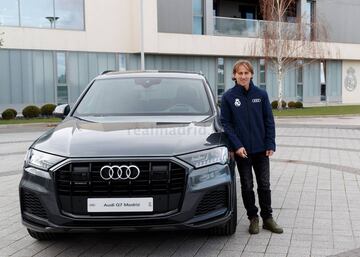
[
  {"xmin": 101, "ymin": 70, "xmax": 115, "ymax": 75},
  {"xmin": 158, "ymin": 70, "xmax": 204, "ymax": 75},
  {"xmin": 99, "ymin": 70, "xmax": 205, "ymax": 76}
]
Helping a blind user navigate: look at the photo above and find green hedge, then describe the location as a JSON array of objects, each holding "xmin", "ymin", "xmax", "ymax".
[
  {"xmin": 288, "ymin": 101, "xmax": 296, "ymax": 108},
  {"xmin": 295, "ymin": 101, "xmax": 303, "ymax": 108},
  {"xmin": 2, "ymin": 109, "xmax": 17, "ymax": 120},
  {"xmin": 40, "ymin": 104, "xmax": 56, "ymax": 116},
  {"xmin": 22, "ymin": 105, "xmax": 41, "ymax": 118},
  {"xmin": 271, "ymin": 100, "xmax": 286, "ymax": 109}
]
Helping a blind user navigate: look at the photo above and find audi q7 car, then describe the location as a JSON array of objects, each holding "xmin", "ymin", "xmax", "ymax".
[{"xmin": 19, "ymin": 71, "xmax": 237, "ymax": 240}]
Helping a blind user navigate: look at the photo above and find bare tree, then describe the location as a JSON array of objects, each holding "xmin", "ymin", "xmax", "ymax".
[{"xmin": 251, "ymin": 0, "xmax": 332, "ymax": 109}]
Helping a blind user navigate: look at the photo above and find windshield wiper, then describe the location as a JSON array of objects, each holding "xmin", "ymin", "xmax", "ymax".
[
  {"xmin": 72, "ymin": 115, "xmax": 94, "ymax": 122},
  {"xmin": 156, "ymin": 122, "xmax": 191, "ymax": 125},
  {"xmin": 198, "ymin": 115, "xmax": 215, "ymax": 122}
]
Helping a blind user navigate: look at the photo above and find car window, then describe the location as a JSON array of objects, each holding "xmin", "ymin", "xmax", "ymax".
[{"xmin": 74, "ymin": 77, "xmax": 212, "ymax": 116}]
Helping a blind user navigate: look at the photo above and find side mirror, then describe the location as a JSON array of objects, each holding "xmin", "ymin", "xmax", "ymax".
[{"xmin": 53, "ymin": 104, "xmax": 70, "ymax": 119}]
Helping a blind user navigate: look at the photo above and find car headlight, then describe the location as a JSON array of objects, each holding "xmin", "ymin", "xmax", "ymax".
[
  {"xmin": 24, "ymin": 149, "xmax": 65, "ymax": 171},
  {"xmin": 177, "ymin": 147, "xmax": 228, "ymax": 168}
]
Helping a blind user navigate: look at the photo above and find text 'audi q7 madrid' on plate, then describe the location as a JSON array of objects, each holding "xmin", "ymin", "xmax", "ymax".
[{"xmin": 19, "ymin": 71, "xmax": 237, "ymax": 240}]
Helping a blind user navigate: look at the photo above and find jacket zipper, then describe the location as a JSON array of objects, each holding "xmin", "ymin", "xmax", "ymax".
[{"xmin": 245, "ymin": 93, "xmax": 252, "ymax": 153}]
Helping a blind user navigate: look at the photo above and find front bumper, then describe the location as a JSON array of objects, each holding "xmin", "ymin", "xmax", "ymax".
[{"xmin": 19, "ymin": 158, "xmax": 236, "ymax": 233}]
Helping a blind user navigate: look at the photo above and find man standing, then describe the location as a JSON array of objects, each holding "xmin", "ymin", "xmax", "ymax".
[{"xmin": 221, "ymin": 60, "xmax": 283, "ymax": 234}]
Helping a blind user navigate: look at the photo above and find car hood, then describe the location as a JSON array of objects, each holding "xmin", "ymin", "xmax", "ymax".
[{"xmin": 33, "ymin": 116, "xmax": 223, "ymax": 157}]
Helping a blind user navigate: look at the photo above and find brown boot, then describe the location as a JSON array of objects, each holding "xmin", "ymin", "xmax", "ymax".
[
  {"xmin": 263, "ymin": 217, "xmax": 283, "ymax": 234},
  {"xmin": 248, "ymin": 217, "xmax": 259, "ymax": 234}
]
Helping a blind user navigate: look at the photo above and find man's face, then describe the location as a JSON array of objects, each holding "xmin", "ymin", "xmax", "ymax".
[{"xmin": 234, "ymin": 65, "xmax": 252, "ymax": 87}]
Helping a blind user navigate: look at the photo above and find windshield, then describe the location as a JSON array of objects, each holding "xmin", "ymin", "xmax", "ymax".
[{"xmin": 73, "ymin": 77, "xmax": 212, "ymax": 116}]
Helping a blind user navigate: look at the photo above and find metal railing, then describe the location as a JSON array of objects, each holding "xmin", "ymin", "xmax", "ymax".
[
  {"xmin": 214, "ymin": 16, "xmax": 259, "ymax": 37},
  {"xmin": 214, "ymin": 16, "xmax": 311, "ymax": 40}
]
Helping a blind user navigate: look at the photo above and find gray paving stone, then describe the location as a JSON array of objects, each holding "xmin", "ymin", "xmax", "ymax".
[
  {"xmin": 264, "ymin": 254, "xmax": 286, "ymax": 257},
  {"xmin": 311, "ymin": 247, "xmax": 334, "ymax": 256},
  {"xmin": 312, "ymin": 228, "xmax": 333, "ymax": 235},
  {"xmin": 218, "ymin": 250, "xmax": 242, "ymax": 257},
  {"xmin": 240, "ymin": 253, "xmax": 265, "ymax": 257},
  {"xmin": 290, "ymin": 240, "xmax": 312, "ymax": 248},
  {"xmin": 1, "ymin": 122, "xmax": 360, "ymax": 257},
  {"xmin": 193, "ymin": 248, "xmax": 221, "ymax": 257},
  {"xmin": 312, "ymin": 241, "xmax": 334, "ymax": 249},
  {"xmin": 288, "ymin": 246, "xmax": 311, "ymax": 256},
  {"xmin": 332, "ymin": 230, "xmax": 354, "ymax": 236},
  {"xmin": 243, "ymin": 244, "xmax": 267, "ymax": 253},
  {"xmin": 292, "ymin": 233, "xmax": 312, "ymax": 242},
  {"xmin": 265, "ymin": 245, "xmax": 288, "ymax": 254},
  {"xmin": 313, "ymin": 234, "xmax": 333, "ymax": 242},
  {"xmin": 222, "ymin": 243, "xmax": 246, "ymax": 251},
  {"xmin": 33, "ymin": 242, "xmax": 72, "ymax": 257},
  {"xmin": 292, "ymin": 228, "xmax": 313, "ymax": 235},
  {"xmin": 246, "ymin": 237, "xmax": 269, "ymax": 246}
]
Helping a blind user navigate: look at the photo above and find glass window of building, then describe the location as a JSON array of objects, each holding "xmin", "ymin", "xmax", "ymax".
[
  {"xmin": 285, "ymin": 1, "xmax": 297, "ymax": 22},
  {"xmin": 296, "ymin": 60, "xmax": 303, "ymax": 101},
  {"xmin": 217, "ymin": 57, "xmax": 224, "ymax": 102},
  {"xmin": 192, "ymin": 0, "xmax": 203, "ymax": 35},
  {"xmin": 57, "ymin": 52, "xmax": 66, "ymax": 84},
  {"xmin": 118, "ymin": 54, "xmax": 127, "ymax": 72},
  {"xmin": 54, "ymin": 0, "xmax": 84, "ymax": 30},
  {"xmin": 56, "ymin": 52, "xmax": 68, "ymax": 104},
  {"xmin": 20, "ymin": 0, "xmax": 54, "ymax": 28},
  {"xmin": 0, "ymin": 0, "xmax": 19, "ymax": 26},
  {"xmin": 259, "ymin": 59, "xmax": 266, "ymax": 90},
  {"xmin": 2, "ymin": 0, "xmax": 84, "ymax": 30},
  {"xmin": 304, "ymin": 0, "xmax": 315, "ymax": 40},
  {"xmin": 320, "ymin": 61, "xmax": 326, "ymax": 101}
]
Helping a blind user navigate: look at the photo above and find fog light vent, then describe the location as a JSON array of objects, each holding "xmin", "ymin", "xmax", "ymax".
[
  {"xmin": 21, "ymin": 191, "xmax": 48, "ymax": 219},
  {"xmin": 195, "ymin": 186, "xmax": 228, "ymax": 216}
]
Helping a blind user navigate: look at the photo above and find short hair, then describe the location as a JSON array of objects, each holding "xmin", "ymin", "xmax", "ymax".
[{"xmin": 232, "ymin": 60, "xmax": 254, "ymax": 76}]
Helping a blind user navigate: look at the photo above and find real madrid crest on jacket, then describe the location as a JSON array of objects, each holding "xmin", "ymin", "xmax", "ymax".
[{"xmin": 220, "ymin": 80, "xmax": 275, "ymax": 153}]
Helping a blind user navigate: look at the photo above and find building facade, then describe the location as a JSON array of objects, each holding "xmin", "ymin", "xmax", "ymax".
[{"xmin": 1, "ymin": 0, "xmax": 360, "ymax": 112}]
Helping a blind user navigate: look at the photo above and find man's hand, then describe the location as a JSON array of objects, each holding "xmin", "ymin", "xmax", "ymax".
[
  {"xmin": 236, "ymin": 147, "xmax": 248, "ymax": 158},
  {"xmin": 266, "ymin": 150, "xmax": 274, "ymax": 157}
]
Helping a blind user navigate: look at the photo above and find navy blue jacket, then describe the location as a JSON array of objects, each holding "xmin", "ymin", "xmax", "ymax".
[{"xmin": 220, "ymin": 81, "xmax": 276, "ymax": 154}]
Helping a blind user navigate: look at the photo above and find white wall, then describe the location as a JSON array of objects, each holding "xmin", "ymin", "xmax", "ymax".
[
  {"xmin": 2, "ymin": 0, "xmax": 360, "ymax": 61},
  {"xmin": 342, "ymin": 61, "xmax": 360, "ymax": 104},
  {"xmin": 1, "ymin": 0, "xmax": 148, "ymax": 53}
]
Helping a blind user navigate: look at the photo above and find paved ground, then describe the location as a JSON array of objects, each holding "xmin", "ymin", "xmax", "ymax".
[{"xmin": 0, "ymin": 116, "xmax": 360, "ymax": 257}]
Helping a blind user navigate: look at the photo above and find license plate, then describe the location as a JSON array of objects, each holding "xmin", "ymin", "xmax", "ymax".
[{"xmin": 87, "ymin": 198, "xmax": 153, "ymax": 212}]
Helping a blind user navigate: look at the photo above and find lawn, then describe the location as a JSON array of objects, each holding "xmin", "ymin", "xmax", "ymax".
[
  {"xmin": 273, "ymin": 105, "xmax": 360, "ymax": 116},
  {"xmin": 0, "ymin": 117, "xmax": 61, "ymax": 125},
  {"xmin": 0, "ymin": 105, "xmax": 360, "ymax": 124}
]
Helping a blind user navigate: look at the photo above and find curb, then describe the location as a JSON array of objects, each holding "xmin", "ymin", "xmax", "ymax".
[
  {"xmin": 277, "ymin": 123, "xmax": 360, "ymax": 129},
  {"xmin": 275, "ymin": 114, "xmax": 360, "ymax": 119}
]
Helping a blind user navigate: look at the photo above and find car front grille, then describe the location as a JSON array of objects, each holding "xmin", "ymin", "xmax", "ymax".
[
  {"xmin": 54, "ymin": 160, "xmax": 187, "ymax": 215},
  {"xmin": 21, "ymin": 190, "xmax": 48, "ymax": 219},
  {"xmin": 195, "ymin": 186, "xmax": 228, "ymax": 216}
]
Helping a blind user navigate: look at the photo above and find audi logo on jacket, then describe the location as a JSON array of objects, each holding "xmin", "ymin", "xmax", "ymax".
[{"xmin": 220, "ymin": 81, "xmax": 276, "ymax": 153}]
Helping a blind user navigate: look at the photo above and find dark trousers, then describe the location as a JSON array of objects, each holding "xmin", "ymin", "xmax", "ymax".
[{"xmin": 235, "ymin": 152, "xmax": 272, "ymax": 220}]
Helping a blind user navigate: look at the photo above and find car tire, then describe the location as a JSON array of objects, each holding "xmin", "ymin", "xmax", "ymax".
[
  {"xmin": 27, "ymin": 229, "xmax": 57, "ymax": 240},
  {"xmin": 209, "ymin": 182, "xmax": 237, "ymax": 236}
]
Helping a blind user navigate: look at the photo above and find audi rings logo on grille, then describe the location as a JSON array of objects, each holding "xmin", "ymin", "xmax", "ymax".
[{"xmin": 99, "ymin": 165, "xmax": 141, "ymax": 180}]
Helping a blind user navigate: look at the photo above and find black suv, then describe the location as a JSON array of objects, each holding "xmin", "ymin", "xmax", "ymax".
[{"xmin": 19, "ymin": 71, "xmax": 237, "ymax": 240}]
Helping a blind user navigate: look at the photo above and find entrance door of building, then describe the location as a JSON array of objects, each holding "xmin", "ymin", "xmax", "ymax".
[
  {"xmin": 238, "ymin": 5, "xmax": 257, "ymax": 34},
  {"xmin": 238, "ymin": 5, "xmax": 256, "ymax": 19}
]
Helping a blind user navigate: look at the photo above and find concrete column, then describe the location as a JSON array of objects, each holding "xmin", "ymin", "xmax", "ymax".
[
  {"xmin": 298, "ymin": 0, "xmax": 307, "ymax": 23},
  {"xmin": 204, "ymin": 0, "xmax": 214, "ymax": 35}
]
